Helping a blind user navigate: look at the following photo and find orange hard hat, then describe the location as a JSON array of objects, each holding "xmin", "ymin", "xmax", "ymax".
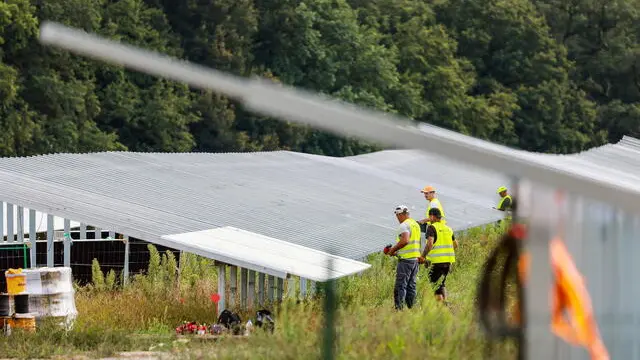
[{"xmin": 421, "ymin": 186, "xmax": 436, "ymax": 193}]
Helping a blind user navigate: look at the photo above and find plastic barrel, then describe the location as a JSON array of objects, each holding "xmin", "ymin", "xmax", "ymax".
[
  {"xmin": 0, "ymin": 295, "xmax": 9, "ymax": 316},
  {"xmin": 5, "ymin": 273, "xmax": 27, "ymax": 295},
  {"xmin": 14, "ymin": 294, "xmax": 29, "ymax": 314}
]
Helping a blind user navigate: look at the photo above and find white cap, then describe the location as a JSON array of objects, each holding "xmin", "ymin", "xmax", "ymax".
[{"xmin": 394, "ymin": 205, "xmax": 409, "ymax": 215}]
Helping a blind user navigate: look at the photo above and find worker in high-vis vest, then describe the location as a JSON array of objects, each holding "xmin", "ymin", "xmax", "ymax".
[
  {"xmin": 418, "ymin": 185, "xmax": 446, "ymax": 226},
  {"xmin": 494, "ymin": 186, "xmax": 514, "ymax": 223},
  {"xmin": 386, "ymin": 205, "xmax": 421, "ymax": 310},
  {"xmin": 419, "ymin": 207, "xmax": 458, "ymax": 302},
  {"xmin": 495, "ymin": 186, "xmax": 513, "ymax": 211}
]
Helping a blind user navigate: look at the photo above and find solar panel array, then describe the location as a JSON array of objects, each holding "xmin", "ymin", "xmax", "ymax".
[{"xmin": 0, "ymin": 148, "xmax": 507, "ymax": 261}]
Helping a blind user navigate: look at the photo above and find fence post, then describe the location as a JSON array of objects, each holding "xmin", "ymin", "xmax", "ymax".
[{"xmin": 521, "ymin": 181, "xmax": 555, "ymax": 360}]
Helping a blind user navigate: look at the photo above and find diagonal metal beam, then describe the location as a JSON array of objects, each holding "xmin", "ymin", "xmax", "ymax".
[{"xmin": 38, "ymin": 21, "xmax": 640, "ymax": 215}]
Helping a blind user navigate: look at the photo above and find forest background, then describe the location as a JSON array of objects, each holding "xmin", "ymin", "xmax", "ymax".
[{"xmin": 2, "ymin": 0, "xmax": 639, "ymax": 157}]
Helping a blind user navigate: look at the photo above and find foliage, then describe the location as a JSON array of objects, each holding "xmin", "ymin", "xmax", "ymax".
[
  {"xmin": 90, "ymin": 258, "xmax": 105, "ymax": 291},
  {"xmin": 3, "ymin": 0, "xmax": 640, "ymax": 158},
  {"xmin": 0, "ymin": 226, "xmax": 516, "ymax": 359}
]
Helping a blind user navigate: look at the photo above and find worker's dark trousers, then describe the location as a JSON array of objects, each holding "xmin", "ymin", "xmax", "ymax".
[{"xmin": 394, "ymin": 259, "xmax": 419, "ymax": 310}]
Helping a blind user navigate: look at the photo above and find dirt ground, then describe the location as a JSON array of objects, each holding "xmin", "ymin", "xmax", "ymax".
[{"xmin": 2, "ymin": 351, "xmax": 176, "ymax": 360}]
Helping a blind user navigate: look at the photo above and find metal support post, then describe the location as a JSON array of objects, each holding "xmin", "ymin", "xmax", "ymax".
[
  {"xmin": 29, "ymin": 210, "xmax": 36, "ymax": 268},
  {"xmin": 46, "ymin": 214, "xmax": 54, "ymax": 267},
  {"xmin": 300, "ymin": 277, "xmax": 308, "ymax": 298},
  {"xmin": 80, "ymin": 223, "xmax": 87, "ymax": 240},
  {"xmin": 217, "ymin": 263, "xmax": 226, "ymax": 316},
  {"xmin": 522, "ymin": 181, "xmax": 555, "ymax": 360},
  {"xmin": 95, "ymin": 226, "xmax": 101, "ymax": 240},
  {"xmin": 177, "ymin": 250, "xmax": 183, "ymax": 285},
  {"xmin": 268, "ymin": 275, "xmax": 275, "ymax": 302},
  {"xmin": 6, "ymin": 203, "xmax": 13, "ymax": 242},
  {"xmin": 123, "ymin": 236, "xmax": 130, "ymax": 286},
  {"xmin": 17, "ymin": 206, "xmax": 24, "ymax": 243},
  {"xmin": 0, "ymin": 202, "xmax": 4, "ymax": 243},
  {"xmin": 248, "ymin": 270, "xmax": 255, "ymax": 310},
  {"xmin": 63, "ymin": 219, "xmax": 71, "ymax": 267},
  {"xmin": 277, "ymin": 277, "xmax": 284, "ymax": 301},
  {"xmin": 240, "ymin": 267, "xmax": 248, "ymax": 309},
  {"xmin": 229, "ymin": 266, "xmax": 237, "ymax": 309},
  {"xmin": 258, "ymin": 273, "xmax": 265, "ymax": 305},
  {"xmin": 287, "ymin": 276, "xmax": 296, "ymax": 298}
]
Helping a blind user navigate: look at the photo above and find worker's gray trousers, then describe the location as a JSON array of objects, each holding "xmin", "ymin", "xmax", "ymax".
[{"xmin": 394, "ymin": 259, "xmax": 419, "ymax": 310}]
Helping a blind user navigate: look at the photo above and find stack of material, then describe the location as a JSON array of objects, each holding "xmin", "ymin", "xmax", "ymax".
[
  {"xmin": 2, "ymin": 269, "xmax": 36, "ymax": 334},
  {"xmin": 0, "ymin": 293, "xmax": 11, "ymax": 334},
  {"xmin": 22, "ymin": 267, "xmax": 77, "ymax": 330}
]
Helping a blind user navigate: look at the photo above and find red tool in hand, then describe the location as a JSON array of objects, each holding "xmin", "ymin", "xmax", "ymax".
[{"xmin": 383, "ymin": 244, "xmax": 392, "ymax": 254}]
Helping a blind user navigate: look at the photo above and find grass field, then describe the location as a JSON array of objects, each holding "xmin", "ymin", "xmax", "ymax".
[{"xmin": 0, "ymin": 224, "xmax": 517, "ymax": 359}]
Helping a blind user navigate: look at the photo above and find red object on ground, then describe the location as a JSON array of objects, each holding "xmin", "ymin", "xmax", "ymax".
[
  {"xmin": 187, "ymin": 322, "xmax": 197, "ymax": 333},
  {"xmin": 176, "ymin": 321, "xmax": 211, "ymax": 335},
  {"xmin": 210, "ymin": 293, "xmax": 221, "ymax": 303}
]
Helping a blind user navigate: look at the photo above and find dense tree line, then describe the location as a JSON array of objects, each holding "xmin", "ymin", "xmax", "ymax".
[{"xmin": 1, "ymin": 0, "xmax": 639, "ymax": 157}]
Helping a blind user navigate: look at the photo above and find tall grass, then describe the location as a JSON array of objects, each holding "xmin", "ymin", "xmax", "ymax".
[{"xmin": 0, "ymin": 224, "xmax": 517, "ymax": 359}]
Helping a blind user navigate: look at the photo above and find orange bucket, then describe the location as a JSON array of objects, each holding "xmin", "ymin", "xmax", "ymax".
[
  {"xmin": 0, "ymin": 316, "xmax": 10, "ymax": 329},
  {"xmin": 12, "ymin": 314, "xmax": 36, "ymax": 333}
]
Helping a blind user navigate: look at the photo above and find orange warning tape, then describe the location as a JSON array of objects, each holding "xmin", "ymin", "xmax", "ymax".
[{"xmin": 511, "ymin": 225, "xmax": 609, "ymax": 360}]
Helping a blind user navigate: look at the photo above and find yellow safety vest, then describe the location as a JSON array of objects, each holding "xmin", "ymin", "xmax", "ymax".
[
  {"xmin": 497, "ymin": 195, "xmax": 513, "ymax": 211},
  {"xmin": 427, "ymin": 221, "xmax": 456, "ymax": 264},
  {"xmin": 425, "ymin": 198, "xmax": 446, "ymax": 225},
  {"xmin": 396, "ymin": 218, "xmax": 421, "ymax": 259},
  {"xmin": 497, "ymin": 195, "xmax": 513, "ymax": 222}
]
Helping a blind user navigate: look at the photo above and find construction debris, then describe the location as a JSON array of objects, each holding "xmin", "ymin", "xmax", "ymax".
[{"xmin": 175, "ymin": 309, "xmax": 275, "ymax": 338}]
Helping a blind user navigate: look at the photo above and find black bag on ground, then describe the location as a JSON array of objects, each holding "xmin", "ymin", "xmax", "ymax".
[
  {"xmin": 218, "ymin": 309, "xmax": 242, "ymax": 334},
  {"xmin": 255, "ymin": 309, "xmax": 275, "ymax": 333}
]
